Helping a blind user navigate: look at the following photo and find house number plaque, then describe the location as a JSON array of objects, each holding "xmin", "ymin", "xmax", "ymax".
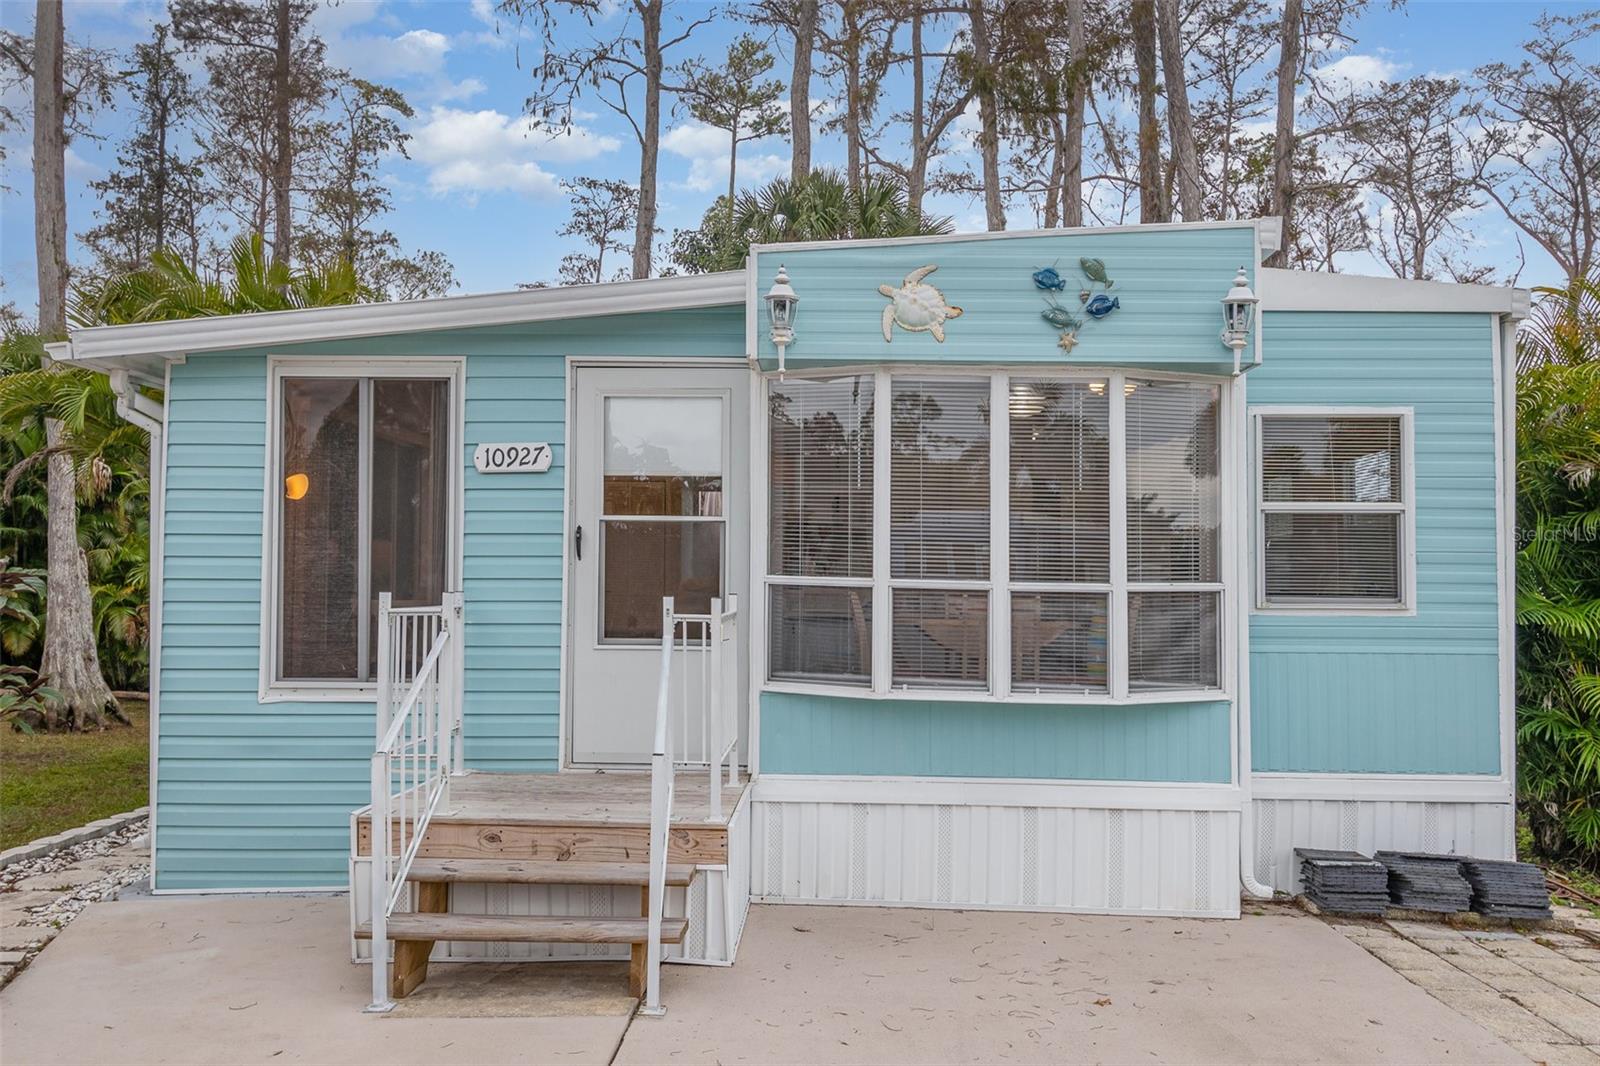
[{"xmin": 473, "ymin": 442, "xmax": 553, "ymax": 474}]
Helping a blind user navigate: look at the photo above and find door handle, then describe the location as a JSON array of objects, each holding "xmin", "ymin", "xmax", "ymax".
[{"xmin": 575, "ymin": 524, "xmax": 582, "ymax": 561}]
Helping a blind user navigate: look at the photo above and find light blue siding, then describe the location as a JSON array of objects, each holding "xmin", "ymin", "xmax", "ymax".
[
  {"xmin": 752, "ymin": 224, "xmax": 1259, "ymax": 372},
  {"xmin": 1248, "ymin": 311, "xmax": 1501, "ymax": 774},
  {"xmin": 760, "ymin": 693, "xmax": 1231, "ymax": 782},
  {"xmin": 156, "ymin": 307, "xmax": 744, "ymax": 889}
]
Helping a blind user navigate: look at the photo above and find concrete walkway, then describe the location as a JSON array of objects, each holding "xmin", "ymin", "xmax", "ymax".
[{"xmin": 0, "ymin": 895, "xmax": 1523, "ymax": 1065}]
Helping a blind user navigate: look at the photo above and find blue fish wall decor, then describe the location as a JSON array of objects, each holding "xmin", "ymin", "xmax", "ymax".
[
  {"xmin": 1033, "ymin": 256, "xmax": 1122, "ymax": 353},
  {"xmin": 1085, "ymin": 294, "xmax": 1120, "ymax": 319},
  {"xmin": 1032, "ymin": 264, "xmax": 1067, "ymax": 291}
]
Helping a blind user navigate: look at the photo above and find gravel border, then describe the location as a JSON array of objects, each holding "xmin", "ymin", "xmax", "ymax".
[{"xmin": 0, "ymin": 807, "xmax": 149, "ymax": 870}]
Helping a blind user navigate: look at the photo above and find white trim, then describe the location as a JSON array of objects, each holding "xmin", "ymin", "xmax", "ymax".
[
  {"xmin": 753, "ymin": 774, "xmax": 1240, "ymax": 810},
  {"xmin": 54, "ymin": 272, "xmax": 745, "ymax": 368},
  {"xmin": 1251, "ymin": 772, "xmax": 1512, "ymax": 805},
  {"xmin": 759, "ymin": 680, "xmax": 1225, "ymax": 705},
  {"xmin": 749, "ymin": 218, "xmax": 1275, "ymax": 257},
  {"xmin": 257, "ymin": 357, "xmax": 465, "ymax": 702},
  {"xmin": 147, "ymin": 362, "xmax": 172, "ymax": 890},
  {"xmin": 1251, "ymin": 405, "xmax": 1418, "ymax": 615},
  {"xmin": 1257, "ymin": 267, "xmax": 1529, "ymax": 315},
  {"xmin": 1495, "ymin": 314, "xmax": 1518, "ymax": 790},
  {"xmin": 870, "ymin": 369, "xmax": 892, "ymax": 694}
]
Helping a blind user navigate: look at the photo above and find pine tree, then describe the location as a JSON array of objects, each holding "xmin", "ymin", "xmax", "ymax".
[
  {"xmin": 681, "ymin": 35, "xmax": 789, "ymax": 228},
  {"xmin": 83, "ymin": 24, "xmax": 211, "ymax": 276}
]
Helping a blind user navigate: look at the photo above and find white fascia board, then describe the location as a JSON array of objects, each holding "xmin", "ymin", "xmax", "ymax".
[
  {"xmin": 52, "ymin": 271, "xmax": 746, "ymax": 368},
  {"xmin": 749, "ymin": 217, "xmax": 1280, "ymax": 259},
  {"xmin": 753, "ymin": 774, "xmax": 1242, "ymax": 811},
  {"xmin": 1258, "ymin": 267, "xmax": 1530, "ymax": 315},
  {"xmin": 1251, "ymin": 772, "xmax": 1512, "ymax": 804}
]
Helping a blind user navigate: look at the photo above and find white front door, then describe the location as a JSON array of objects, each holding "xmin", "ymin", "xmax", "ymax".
[{"xmin": 568, "ymin": 364, "xmax": 751, "ymax": 766}]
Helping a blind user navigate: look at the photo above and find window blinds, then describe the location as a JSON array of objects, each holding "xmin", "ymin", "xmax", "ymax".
[
  {"xmin": 1009, "ymin": 379, "xmax": 1110, "ymax": 582},
  {"xmin": 1125, "ymin": 380, "xmax": 1221, "ymax": 582},
  {"xmin": 1129, "ymin": 591, "xmax": 1220, "ymax": 691},
  {"xmin": 1260, "ymin": 415, "xmax": 1406, "ymax": 604},
  {"xmin": 769, "ymin": 376, "xmax": 875, "ymax": 578},
  {"xmin": 891, "ymin": 378, "xmax": 991, "ymax": 581}
]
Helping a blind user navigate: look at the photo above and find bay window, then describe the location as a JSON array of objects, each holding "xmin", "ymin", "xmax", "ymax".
[
  {"xmin": 767, "ymin": 370, "xmax": 1226, "ymax": 700},
  {"xmin": 270, "ymin": 367, "xmax": 454, "ymax": 690}
]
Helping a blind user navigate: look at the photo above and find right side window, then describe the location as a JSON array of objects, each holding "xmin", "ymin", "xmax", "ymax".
[{"xmin": 1257, "ymin": 412, "xmax": 1409, "ymax": 609}]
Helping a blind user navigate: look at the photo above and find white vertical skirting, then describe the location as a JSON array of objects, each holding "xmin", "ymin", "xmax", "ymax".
[
  {"xmin": 1251, "ymin": 797, "xmax": 1513, "ymax": 893},
  {"xmin": 750, "ymin": 799, "xmax": 1240, "ymax": 918}
]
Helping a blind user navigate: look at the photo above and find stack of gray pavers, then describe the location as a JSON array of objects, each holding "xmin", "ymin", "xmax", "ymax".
[
  {"xmin": 1461, "ymin": 858, "xmax": 1554, "ymax": 920},
  {"xmin": 1375, "ymin": 851, "xmax": 1474, "ymax": 912},
  {"xmin": 1295, "ymin": 848, "xmax": 1391, "ymax": 915}
]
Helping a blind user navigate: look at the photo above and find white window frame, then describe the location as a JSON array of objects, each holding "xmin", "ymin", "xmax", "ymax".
[
  {"xmin": 761, "ymin": 365, "xmax": 1233, "ymax": 705},
  {"xmin": 1252, "ymin": 405, "xmax": 1416, "ymax": 616},
  {"xmin": 259, "ymin": 357, "xmax": 465, "ymax": 703}
]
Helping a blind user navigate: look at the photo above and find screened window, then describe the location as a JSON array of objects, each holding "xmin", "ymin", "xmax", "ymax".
[
  {"xmin": 275, "ymin": 374, "xmax": 451, "ymax": 685},
  {"xmin": 767, "ymin": 371, "xmax": 1226, "ymax": 699},
  {"xmin": 1258, "ymin": 412, "xmax": 1408, "ymax": 608}
]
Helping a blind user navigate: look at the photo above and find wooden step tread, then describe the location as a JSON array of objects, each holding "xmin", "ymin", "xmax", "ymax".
[
  {"xmin": 356, "ymin": 914, "xmax": 688, "ymax": 945},
  {"xmin": 406, "ymin": 859, "xmax": 696, "ymax": 887}
]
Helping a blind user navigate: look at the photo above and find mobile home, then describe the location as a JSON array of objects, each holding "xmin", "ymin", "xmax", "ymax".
[{"xmin": 49, "ymin": 217, "xmax": 1528, "ymax": 1010}]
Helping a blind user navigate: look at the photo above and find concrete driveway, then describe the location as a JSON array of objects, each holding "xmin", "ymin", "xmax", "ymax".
[{"xmin": 0, "ymin": 895, "xmax": 1522, "ymax": 1065}]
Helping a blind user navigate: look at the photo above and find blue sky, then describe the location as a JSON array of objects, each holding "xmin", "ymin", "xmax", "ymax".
[{"xmin": 0, "ymin": 0, "xmax": 1584, "ymax": 314}]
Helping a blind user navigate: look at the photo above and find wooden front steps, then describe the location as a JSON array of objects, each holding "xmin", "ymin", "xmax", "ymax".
[
  {"xmin": 356, "ymin": 913, "xmax": 690, "ymax": 945},
  {"xmin": 406, "ymin": 858, "xmax": 696, "ymax": 887},
  {"xmin": 355, "ymin": 771, "xmax": 750, "ymax": 1002}
]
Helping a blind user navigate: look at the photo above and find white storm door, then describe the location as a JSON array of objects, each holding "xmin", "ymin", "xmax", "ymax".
[{"xmin": 569, "ymin": 365, "xmax": 750, "ymax": 767}]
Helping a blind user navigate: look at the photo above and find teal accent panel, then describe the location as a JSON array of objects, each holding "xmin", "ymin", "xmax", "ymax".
[
  {"xmin": 1248, "ymin": 311, "xmax": 1501, "ymax": 774},
  {"xmin": 759, "ymin": 692, "xmax": 1231, "ymax": 782},
  {"xmin": 752, "ymin": 225, "xmax": 1258, "ymax": 372},
  {"xmin": 155, "ymin": 306, "xmax": 744, "ymax": 890}
]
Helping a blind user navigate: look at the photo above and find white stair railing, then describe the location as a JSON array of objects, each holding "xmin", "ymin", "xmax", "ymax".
[
  {"xmin": 366, "ymin": 590, "xmax": 463, "ymax": 1014},
  {"xmin": 642, "ymin": 594, "xmax": 741, "ymax": 1016}
]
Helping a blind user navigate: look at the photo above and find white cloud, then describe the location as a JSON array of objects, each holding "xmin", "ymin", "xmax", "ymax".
[
  {"xmin": 432, "ymin": 77, "xmax": 488, "ymax": 104},
  {"xmin": 408, "ymin": 107, "xmax": 621, "ymax": 198},
  {"xmin": 663, "ymin": 121, "xmax": 731, "ymax": 160},
  {"xmin": 663, "ymin": 121, "xmax": 789, "ymax": 194},
  {"xmin": 1313, "ymin": 53, "xmax": 1403, "ymax": 91}
]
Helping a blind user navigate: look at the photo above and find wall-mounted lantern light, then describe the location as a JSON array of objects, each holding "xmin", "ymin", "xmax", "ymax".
[
  {"xmin": 1221, "ymin": 265, "xmax": 1258, "ymax": 371},
  {"xmin": 765, "ymin": 264, "xmax": 798, "ymax": 378}
]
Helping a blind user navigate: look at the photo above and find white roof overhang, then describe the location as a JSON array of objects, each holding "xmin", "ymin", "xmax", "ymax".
[
  {"xmin": 1258, "ymin": 267, "xmax": 1531, "ymax": 317},
  {"xmin": 46, "ymin": 270, "xmax": 747, "ymax": 387}
]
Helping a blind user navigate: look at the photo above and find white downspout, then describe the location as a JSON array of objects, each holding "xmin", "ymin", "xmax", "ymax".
[
  {"xmin": 1233, "ymin": 349, "xmax": 1274, "ymax": 900},
  {"xmin": 108, "ymin": 366, "xmax": 167, "ymax": 889}
]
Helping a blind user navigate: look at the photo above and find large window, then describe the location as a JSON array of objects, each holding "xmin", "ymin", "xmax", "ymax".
[
  {"xmin": 767, "ymin": 371, "xmax": 1225, "ymax": 700},
  {"xmin": 273, "ymin": 370, "xmax": 453, "ymax": 687},
  {"xmin": 1256, "ymin": 410, "xmax": 1410, "ymax": 610}
]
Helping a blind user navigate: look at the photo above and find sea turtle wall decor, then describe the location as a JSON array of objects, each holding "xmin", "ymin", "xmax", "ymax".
[
  {"xmin": 879, "ymin": 264, "xmax": 964, "ymax": 342},
  {"xmin": 1039, "ymin": 256, "xmax": 1119, "ymax": 351}
]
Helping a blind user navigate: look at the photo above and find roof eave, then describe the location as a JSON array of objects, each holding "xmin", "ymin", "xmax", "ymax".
[{"xmin": 52, "ymin": 271, "xmax": 746, "ymax": 368}]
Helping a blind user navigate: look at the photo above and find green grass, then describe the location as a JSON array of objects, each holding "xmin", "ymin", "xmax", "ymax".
[{"xmin": 1, "ymin": 698, "xmax": 149, "ymax": 851}]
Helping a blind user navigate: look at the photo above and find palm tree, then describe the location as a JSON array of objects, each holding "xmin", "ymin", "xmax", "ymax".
[
  {"xmin": 0, "ymin": 235, "xmax": 366, "ymax": 729},
  {"xmin": 73, "ymin": 233, "xmax": 366, "ymax": 325},
  {"xmin": 674, "ymin": 170, "xmax": 954, "ymax": 275},
  {"xmin": 1518, "ymin": 273, "xmax": 1599, "ymax": 371}
]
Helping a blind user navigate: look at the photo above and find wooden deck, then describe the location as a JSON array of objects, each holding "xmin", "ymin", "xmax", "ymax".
[
  {"xmin": 354, "ymin": 769, "xmax": 750, "ymax": 865},
  {"xmin": 435, "ymin": 769, "xmax": 750, "ymax": 829}
]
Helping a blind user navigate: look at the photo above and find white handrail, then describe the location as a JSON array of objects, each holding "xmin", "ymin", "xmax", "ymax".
[
  {"xmin": 642, "ymin": 596, "xmax": 676, "ymax": 1017},
  {"xmin": 366, "ymin": 590, "xmax": 462, "ymax": 1015},
  {"xmin": 641, "ymin": 594, "xmax": 741, "ymax": 1016}
]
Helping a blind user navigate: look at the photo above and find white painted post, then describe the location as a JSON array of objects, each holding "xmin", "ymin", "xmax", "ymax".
[
  {"xmin": 708, "ymin": 598, "xmax": 723, "ymax": 822},
  {"xmin": 726, "ymin": 595, "xmax": 738, "ymax": 789},
  {"xmin": 366, "ymin": 752, "xmax": 393, "ymax": 1013},
  {"xmin": 375, "ymin": 593, "xmax": 393, "ymax": 745},
  {"xmin": 449, "ymin": 592, "xmax": 465, "ymax": 775}
]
